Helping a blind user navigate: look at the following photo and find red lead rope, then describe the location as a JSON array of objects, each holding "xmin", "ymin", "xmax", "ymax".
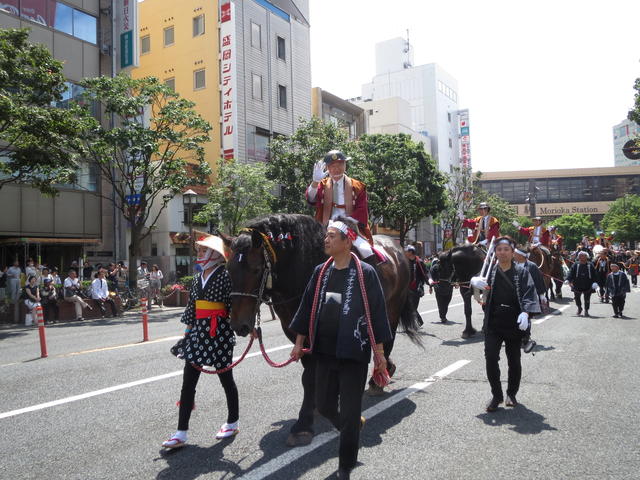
[{"xmin": 189, "ymin": 336, "xmax": 254, "ymax": 375}]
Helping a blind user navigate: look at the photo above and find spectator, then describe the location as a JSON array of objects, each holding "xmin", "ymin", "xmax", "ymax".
[
  {"xmin": 50, "ymin": 268, "xmax": 62, "ymax": 287},
  {"xmin": 0, "ymin": 266, "xmax": 7, "ymax": 301},
  {"xmin": 115, "ymin": 262, "xmax": 128, "ymax": 290},
  {"xmin": 138, "ymin": 261, "xmax": 150, "ymax": 279},
  {"xmin": 39, "ymin": 268, "xmax": 52, "ymax": 286},
  {"xmin": 69, "ymin": 260, "xmax": 80, "ymax": 276},
  {"xmin": 23, "ymin": 275, "xmax": 41, "ymax": 326},
  {"xmin": 91, "ymin": 270, "xmax": 118, "ymax": 318},
  {"xmin": 149, "ymin": 264, "xmax": 164, "ymax": 305},
  {"xmin": 82, "ymin": 260, "xmax": 94, "ymax": 282},
  {"xmin": 41, "ymin": 278, "xmax": 59, "ymax": 324},
  {"xmin": 63, "ymin": 270, "xmax": 91, "ymax": 321},
  {"xmin": 25, "ymin": 258, "xmax": 38, "ymax": 280},
  {"xmin": 6, "ymin": 260, "xmax": 22, "ymax": 304}
]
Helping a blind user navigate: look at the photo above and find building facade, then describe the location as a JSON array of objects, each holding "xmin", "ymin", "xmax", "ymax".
[
  {"xmin": 478, "ymin": 166, "xmax": 640, "ymax": 225},
  {"xmin": 613, "ymin": 118, "xmax": 640, "ymax": 167},
  {"xmin": 312, "ymin": 88, "xmax": 366, "ymax": 139}
]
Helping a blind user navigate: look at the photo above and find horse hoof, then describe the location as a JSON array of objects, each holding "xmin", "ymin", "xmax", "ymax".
[
  {"xmin": 461, "ymin": 329, "xmax": 477, "ymax": 339},
  {"xmin": 286, "ymin": 431, "xmax": 313, "ymax": 447},
  {"xmin": 366, "ymin": 384, "xmax": 385, "ymax": 397}
]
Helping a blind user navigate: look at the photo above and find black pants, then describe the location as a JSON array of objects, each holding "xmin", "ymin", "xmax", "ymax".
[
  {"xmin": 408, "ymin": 289, "xmax": 424, "ymax": 326},
  {"xmin": 434, "ymin": 286, "xmax": 453, "ymax": 320},
  {"xmin": 612, "ymin": 295, "xmax": 625, "ymax": 315},
  {"xmin": 631, "ymin": 275, "xmax": 637, "ymax": 287},
  {"xmin": 42, "ymin": 302, "xmax": 59, "ymax": 322},
  {"xmin": 484, "ymin": 328, "xmax": 523, "ymax": 400},
  {"xmin": 573, "ymin": 290, "xmax": 592, "ymax": 311},
  {"xmin": 95, "ymin": 298, "xmax": 118, "ymax": 317},
  {"xmin": 315, "ymin": 354, "xmax": 368, "ymax": 470},
  {"xmin": 178, "ymin": 362, "xmax": 239, "ymax": 431}
]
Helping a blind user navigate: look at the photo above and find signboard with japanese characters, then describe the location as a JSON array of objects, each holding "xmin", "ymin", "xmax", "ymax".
[
  {"xmin": 458, "ymin": 109, "xmax": 471, "ymax": 169},
  {"xmin": 117, "ymin": 0, "xmax": 138, "ymax": 69},
  {"xmin": 219, "ymin": 1, "xmax": 238, "ymax": 160}
]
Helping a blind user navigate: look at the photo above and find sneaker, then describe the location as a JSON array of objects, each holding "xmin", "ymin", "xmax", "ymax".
[{"xmin": 216, "ymin": 422, "xmax": 239, "ymax": 439}]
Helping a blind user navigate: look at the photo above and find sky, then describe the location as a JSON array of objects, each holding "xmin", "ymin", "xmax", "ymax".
[{"xmin": 308, "ymin": 0, "xmax": 640, "ymax": 173}]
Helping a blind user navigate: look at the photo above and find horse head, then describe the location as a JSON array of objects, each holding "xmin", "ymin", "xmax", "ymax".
[{"xmin": 223, "ymin": 229, "xmax": 273, "ymax": 337}]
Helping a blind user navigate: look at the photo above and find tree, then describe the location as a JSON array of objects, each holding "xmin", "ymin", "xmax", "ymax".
[
  {"xmin": 352, "ymin": 133, "xmax": 447, "ymax": 246},
  {"xmin": 79, "ymin": 75, "xmax": 211, "ymax": 287},
  {"xmin": 628, "ymin": 77, "xmax": 640, "ymax": 125},
  {"xmin": 436, "ymin": 166, "xmax": 477, "ymax": 244},
  {"xmin": 0, "ymin": 28, "xmax": 90, "ymax": 194},
  {"xmin": 551, "ymin": 213, "xmax": 595, "ymax": 250},
  {"xmin": 601, "ymin": 194, "xmax": 640, "ymax": 244},
  {"xmin": 266, "ymin": 117, "xmax": 352, "ymax": 213},
  {"xmin": 194, "ymin": 158, "xmax": 275, "ymax": 235}
]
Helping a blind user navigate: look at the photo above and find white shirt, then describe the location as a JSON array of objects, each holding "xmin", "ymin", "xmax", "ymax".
[
  {"xmin": 307, "ymin": 177, "xmax": 346, "ymax": 220},
  {"xmin": 64, "ymin": 277, "xmax": 80, "ymax": 289},
  {"xmin": 533, "ymin": 226, "xmax": 542, "ymax": 242},
  {"xmin": 91, "ymin": 278, "xmax": 109, "ymax": 300},
  {"xmin": 7, "ymin": 266, "xmax": 21, "ymax": 280},
  {"xmin": 150, "ymin": 270, "xmax": 163, "ymax": 281}
]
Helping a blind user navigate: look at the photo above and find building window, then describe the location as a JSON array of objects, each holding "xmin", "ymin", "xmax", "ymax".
[
  {"xmin": 251, "ymin": 22, "xmax": 261, "ymax": 49},
  {"xmin": 141, "ymin": 35, "xmax": 151, "ymax": 54},
  {"xmin": 164, "ymin": 26, "xmax": 175, "ymax": 47},
  {"xmin": 164, "ymin": 78, "xmax": 175, "ymax": 91},
  {"xmin": 278, "ymin": 84, "xmax": 287, "ymax": 109},
  {"xmin": 448, "ymin": 138, "xmax": 452, "ymax": 148},
  {"xmin": 448, "ymin": 112, "xmax": 451, "ymax": 122},
  {"xmin": 72, "ymin": 9, "xmax": 97, "ymax": 43},
  {"xmin": 277, "ymin": 36, "xmax": 286, "ymax": 61},
  {"xmin": 193, "ymin": 14, "xmax": 205, "ymax": 36},
  {"xmin": 194, "ymin": 69, "xmax": 206, "ymax": 90},
  {"xmin": 252, "ymin": 73, "xmax": 262, "ymax": 100}
]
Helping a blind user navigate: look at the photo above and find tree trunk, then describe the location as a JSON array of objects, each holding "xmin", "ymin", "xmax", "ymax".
[{"xmin": 128, "ymin": 224, "xmax": 141, "ymax": 290}]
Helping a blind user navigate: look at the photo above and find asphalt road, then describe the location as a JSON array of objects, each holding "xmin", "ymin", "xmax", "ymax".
[{"xmin": 1, "ymin": 285, "xmax": 639, "ymax": 480}]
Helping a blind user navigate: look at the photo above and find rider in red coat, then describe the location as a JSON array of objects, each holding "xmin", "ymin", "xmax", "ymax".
[
  {"xmin": 513, "ymin": 217, "xmax": 550, "ymax": 248},
  {"xmin": 462, "ymin": 202, "xmax": 500, "ymax": 246}
]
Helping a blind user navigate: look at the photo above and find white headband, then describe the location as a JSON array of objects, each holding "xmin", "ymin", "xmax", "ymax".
[
  {"xmin": 328, "ymin": 220, "xmax": 357, "ymax": 240},
  {"xmin": 515, "ymin": 249, "xmax": 529, "ymax": 258},
  {"xmin": 496, "ymin": 239, "xmax": 514, "ymax": 248}
]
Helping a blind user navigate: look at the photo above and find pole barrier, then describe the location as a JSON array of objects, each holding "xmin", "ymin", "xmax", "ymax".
[{"xmin": 36, "ymin": 306, "xmax": 48, "ymax": 358}]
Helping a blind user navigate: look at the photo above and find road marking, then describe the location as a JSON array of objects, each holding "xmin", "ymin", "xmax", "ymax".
[
  {"xmin": 533, "ymin": 305, "xmax": 571, "ymax": 324},
  {"xmin": 419, "ymin": 302, "xmax": 464, "ymax": 315},
  {"xmin": 63, "ymin": 336, "xmax": 183, "ymax": 357},
  {"xmin": 0, "ymin": 343, "xmax": 291, "ymax": 420},
  {"xmin": 238, "ymin": 359, "xmax": 471, "ymax": 480}
]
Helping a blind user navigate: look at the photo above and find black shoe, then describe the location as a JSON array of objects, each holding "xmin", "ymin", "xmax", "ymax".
[
  {"xmin": 523, "ymin": 339, "xmax": 537, "ymax": 354},
  {"xmin": 584, "ymin": 310, "xmax": 589, "ymax": 317},
  {"xmin": 440, "ymin": 317, "xmax": 448, "ymax": 323},
  {"xmin": 613, "ymin": 314, "xmax": 619, "ymax": 318},
  {"xmin": 337, "ymin": 467, "xmax": 351, "ymax": 479},
  {"xmin": 577, "ymin": 307, "xmax": 582, "ymax": 316},
  {"xmin": 505, "ymin": 395, "xmax": 518, "ymax": 407},
  {"xmin": 486, "ymin": 397, "xmax": 503, "ymax": 412}
]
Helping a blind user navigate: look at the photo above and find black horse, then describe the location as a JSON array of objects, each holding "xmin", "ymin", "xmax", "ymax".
[
  {"xmin": 436, "ymin": 244, "xmax": 485, "ymax": 338},
  {"xmin": 222, "ymin": 213, "xmax": 421, "ymax": 446}
]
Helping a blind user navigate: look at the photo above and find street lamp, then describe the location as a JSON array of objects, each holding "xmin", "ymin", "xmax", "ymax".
[{"xmin": 182, "ymin": 189, "xmax": 197, "ymax": 274}]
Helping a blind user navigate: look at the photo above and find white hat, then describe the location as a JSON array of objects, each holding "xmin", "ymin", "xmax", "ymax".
[
  {"xmin": 577, "ymin": 251, "xmax": 589, "ymax": 258},
  {"xmin": 195, "ymin": 235, "xmax": 228, "ymax": 259}
]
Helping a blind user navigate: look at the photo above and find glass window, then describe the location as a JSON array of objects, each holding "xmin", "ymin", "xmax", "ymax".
[
  {"xmin": 72, "ymin": 8, "xmax": 96, "ymax": 43},
  {"xmin": 0, "ymin": 1, "xmax": 19, "ymax": 17},
  {"xmin": 194, "ymin": 69, "xmax": 205, "ymax": 90},
  {"xmin": 251, "ymin": 22, "xmax": 261, "ymax": 49},
  {"xmin": 141, "ymin": 35, "xmax": 151, "ymax": 54},
  {"xmin": 164, "ymin": 78, "xmax": 175, "ymax": 91},
  {"xmin": 277, "ymin": 36, "xmax": 285, "ymax": 60},
  {"xmin": 52, "ymin": 1, "xmax": 73, "ymax": 35},
  {"xmin": 252, "ymin": 73, "xmax": 262, "ymax": 100},
  {"xmin": 21, "ymin": 0, "xmax": 48, "ymax": 26},
  {"xmin": 619, "ymin": 126, "xmax": 627, "ymax": 137},
  {"xmin": 278, "ymin": 84, "xmax": 287, "ymax": 109},
  {"xmin": 193, "ymin": 14, "xmax": 205, "ymax": 36},
  {"xmin": 164, "ymin": 26, "xmax": 174, "ymax": 46}
]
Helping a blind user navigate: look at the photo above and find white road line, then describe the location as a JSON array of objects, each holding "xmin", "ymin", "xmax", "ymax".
[
  {"xmin": 419, "ymin": 302, "xmax": 464, "ymax": 315},
  {"xmin": 239, "ymin": 359, "xmax": 471, "ymax": 480},
  {"xmin": 533, "ymin": 305, "xmax": 571, "ymax": 324},
  {"xmin": 0, "ymin": 343, "xmax": 291, "ymax": 420}
]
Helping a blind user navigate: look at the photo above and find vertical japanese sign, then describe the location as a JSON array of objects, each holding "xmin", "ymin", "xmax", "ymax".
[
  {"xmin": 458, "ymin": 109, "xmax": 471, "ymax": 169},
  {"xmin": 117, "ymin": 0, "xmax": 138, "ymax": 70},
  {"xmin": 220, "ymin": 1, "xmax": 238, "ymax": 160}
]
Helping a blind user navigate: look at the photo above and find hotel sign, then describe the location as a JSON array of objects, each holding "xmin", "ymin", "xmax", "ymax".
[
  {"xmin": 458, "ymin": 109, "xmax": 471, "ymax": 169},
  {"xmin": 515, "ymin": 202, "xmax": 611, "ymax": 217},
  {"xmin": 117, "ymin": 0, "xmax": 138, "ymax": 69},
  {"xmin": 220, "ymin": 1, "xmax": 238, "ymax": 160}
]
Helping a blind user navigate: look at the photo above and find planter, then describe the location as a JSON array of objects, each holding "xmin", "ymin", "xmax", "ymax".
[{"xmin": 163, "ymin": 289, "xmax": 190, "ymax": 307}]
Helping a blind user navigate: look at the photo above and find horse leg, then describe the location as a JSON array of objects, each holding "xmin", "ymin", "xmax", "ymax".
[
  {"xmin": 286, "ymin": 354, "xmax": 316, "ymax": 447},
  {"xmin": 555, "ymin": 279, "xmax": 563, "ymax": 298},
  {"xmin": 460, "ymin": 286, "xmax": 476, "ymax": 338}
]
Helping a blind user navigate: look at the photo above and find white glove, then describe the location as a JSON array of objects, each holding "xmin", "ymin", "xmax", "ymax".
[
  {"xmin": 512, "ymin": 220, "xmax": 520, "ymax": 228},
  {"xmin": 538, "ymin": 294, "xmax": 548, "ymax": 306},
  {"xmin": 470, "ymin": 276, "xmax": 488, "ymax": 290},
  {"xmin": 428, "ymin": 279, "xmax": 435, "ymax": 286},
  {"xmin": 478, "ymin": 239, "xmax": 488, "ymax": 246},
  {"xmin": 591, "ymin": 282, "xmax": 599, "ymax": 291},
  {"xmin": 517, "ymin": 312, "xmax": 529, "ymax": 331},
  {"xmin": 312, "ymin": 160, "xmax": 327, "ymax": 182}
]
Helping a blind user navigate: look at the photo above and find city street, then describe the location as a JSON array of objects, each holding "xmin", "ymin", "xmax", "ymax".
[{"xmin": 2, "ymin": 288, "xmax": 639, "ymax": 480}]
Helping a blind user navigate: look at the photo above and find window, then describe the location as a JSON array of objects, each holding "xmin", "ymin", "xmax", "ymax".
[
  {"xmin": 193, "ymin": 14, "xmax": 205, "ymax": 36},
  {"xmin": 51, "ymin": 2, "xmax": 73, "ymax": 35},
  {"xmin": 447, "ymin": 112, "xmax": 451, "ymax": 122},
  {"xmin": 164, "ymin": 78, "xmax": 175, "ymax": 91},
  {"xmin": 448, "ymin": 138, "xmax": 452, "ymax": 148},
  {"xmin": 72, "ymin": 9, "xmax": 96, "ymax": 43},
  {"xmin": 194, "ymin": 69, "xmax": 206, "ymax": 90},
  {"xmin": 277, "ymin": 36, "xmax": 286, "ymax": 61},
  {"xmin": 141, "ymin": 35, "xmax": 151, "ymax": 54},
  {"xmin": 278, "ymin": 84, "xmax": 287, "ymax": 109},
  {"xmin": 164, "ymin": 26, "xmax": 175, "ymax": 46},
  {"xmin": 251, "ymin": 22, "xmax": 261, "ymax": 49},
  {"xmin": 252, "ymin": 74, "xmax": 262, "ymax": 100}
]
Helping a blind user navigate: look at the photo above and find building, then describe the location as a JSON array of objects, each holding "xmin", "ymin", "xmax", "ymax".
[
  {"xmin": 361, "ymin": 37, "xmax": 463, "ymax": 174},
  {"xmin": 0, "ymin": 1, "xmax": 116, "ymax": 273},
  {"xmin": 613, "ymin": 118, "xmax": 640, "ymax": 167},
  {"xmin": 478, "ymin": 165, "xmax": 640, "ymax": 225},
  {"xmin": 312, "ymin": 88, "xmax": 366, "ymax": 139},
  {"xmin": 133, "ymin": 0, "xmax": 311, "ymax": 278}
]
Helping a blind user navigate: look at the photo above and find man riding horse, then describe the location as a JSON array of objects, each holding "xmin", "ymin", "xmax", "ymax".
[
  {"xmin": 461, "ymin": 202, "xmax": 501, "ymax": 246},
  {"xmin": 549, "ymin": 225, "xmax": 564, "ymax": 252},
  {"xmin": 513, "ymin": 216, "xmax": 551, "ymax": 249}
]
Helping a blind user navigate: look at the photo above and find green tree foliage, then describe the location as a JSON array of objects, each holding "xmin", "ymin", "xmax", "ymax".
[
  {"xmin": 628, "ymin": 78, "xmax": 640, "ymax": 126},
  {"xmin": 266, "ymin": 117, "xmax": 352, "ymax": 213},
  {"xmin": 352, "ymin": 133, "xmax": 447, "ymax": 245},
  {"xmin": 78, "ymin": 75, "xmax": 211, "ymax": 286},
  {"xmin": 194, "ymin": 158, "xmax": 275, "ymax": 235},
  {"xmin": 601, "ymin": 194, "xmax": 640, "ymax": 244},
  {"xmin": 436, "ymin": 166, "xmax": 478, "ymax": 244},
  {"xmin": 0, "ymin": 29, "xmax": 90, "ymax": 194},
  {"xmin": 551, "ymin": 213, "xmax": 595, "ymax": 250}
]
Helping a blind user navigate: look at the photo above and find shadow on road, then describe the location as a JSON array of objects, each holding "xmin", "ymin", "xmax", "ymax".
[
  {"xmin": 155, "ymin": 437, "xmax": 242, "ymax": 479},
  {"xmin": 476, "ymin": 404, "xmax": 557, "ymax": 435},
  {"xmin": 441, "ymin": 334, "xmax": 485, "ymax": 347}
]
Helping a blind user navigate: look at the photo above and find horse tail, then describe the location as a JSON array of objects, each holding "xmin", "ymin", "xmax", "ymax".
[{"xmin": 399, "ymin": 294, "xmax": 424, "ymax": 347}]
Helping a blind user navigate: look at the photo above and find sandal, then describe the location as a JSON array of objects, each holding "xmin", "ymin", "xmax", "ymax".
[
  {"xmin": 215, "ymin": 423, "xmax": 239, "ymax": 439},
  {"xmin": 162, "ymin": 437, "xmax": 186, "ymax": 449}
]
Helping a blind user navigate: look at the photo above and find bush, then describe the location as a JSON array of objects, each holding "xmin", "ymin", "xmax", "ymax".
[{"xmin": 178, "ymin": 276, "xmax": 194, "ymax": 287}]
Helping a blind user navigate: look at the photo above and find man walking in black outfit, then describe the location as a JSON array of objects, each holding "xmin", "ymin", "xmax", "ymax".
[
  {"xmin": 428, "ymin": 257, "xmax": 453, "ymax": 323},
  {"xmin": 567, "ymin": 250, "xmax": 598, "ymax": 317},
  {"xmin": 404, "ymin": 245, "xmax": 428, "ymax": 326}
]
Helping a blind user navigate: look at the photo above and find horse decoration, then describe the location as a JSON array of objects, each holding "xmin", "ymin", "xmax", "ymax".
[
  {"xmin": 434, "ymin": 244, "xmax": 486, "ymax": 338},
  {"xmin": 221, "ymin": 214, "xmax": 422, "ymax": 447}
]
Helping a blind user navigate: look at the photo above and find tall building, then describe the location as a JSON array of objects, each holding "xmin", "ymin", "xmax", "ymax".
[
  {"xmin": 362, "ymin": 37, "xmax": 464, "ymax": 174},
  {"xmin": 613, "ymin": 118, "xmax": 640, "ymax": 167},
  {"xmin": 312, "ymin": 88, "xmax": 366, "ymax": 139},
  {"xmin": 0, "ymin": 1, "xmax": 116, "ymax": 272},
  {"xmin": 133, "ymin": 0, "xmax": 311, "ymax": 277}
]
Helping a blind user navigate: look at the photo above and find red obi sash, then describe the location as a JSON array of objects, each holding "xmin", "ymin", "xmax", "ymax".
[{"xmin": 195, "ymin": 300, "xmax": 227, "ymax": 337}]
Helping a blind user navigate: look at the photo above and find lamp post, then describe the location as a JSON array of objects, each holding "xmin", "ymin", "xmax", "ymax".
[{"xmin": 182, "ymin": 189, "xmax": 197, "ymax": 274}]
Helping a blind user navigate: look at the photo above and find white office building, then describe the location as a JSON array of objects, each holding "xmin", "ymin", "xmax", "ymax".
[{"xmin": 613, "ymin": 118, "xmax": 640, "ymax": 167}]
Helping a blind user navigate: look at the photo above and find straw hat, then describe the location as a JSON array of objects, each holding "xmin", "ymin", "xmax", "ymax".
[{"xmin": 195, "ymin": 234, "xmax": 228, "ymax": 259}]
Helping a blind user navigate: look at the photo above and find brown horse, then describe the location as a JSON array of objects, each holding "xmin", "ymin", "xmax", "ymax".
[
  {"xmin": 528, "ymin": 245, "xmax": 553, "ymax": 300},
  {"xmin": 548, "ymin": 244, "xmax": 565, "ymax": 299},
  {"xmin": 221, "ymin": 213, "xmax": 421, "ymax": 446}
]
